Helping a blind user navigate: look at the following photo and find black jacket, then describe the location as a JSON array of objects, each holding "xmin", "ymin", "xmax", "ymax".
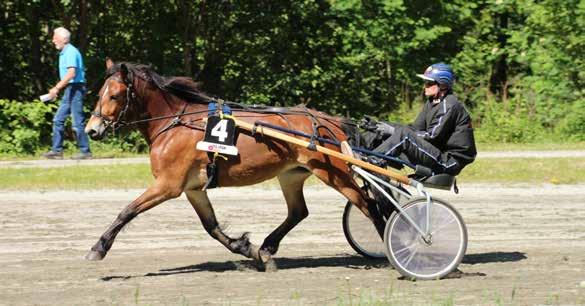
[{"xmin": 409, "ymin": 94, "xmax": 477, "ymax": 167}]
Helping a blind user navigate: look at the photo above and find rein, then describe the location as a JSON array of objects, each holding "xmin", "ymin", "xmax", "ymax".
[{"xmin": 93, "ymin": 72, "xmax": 358, "ymax": 140}]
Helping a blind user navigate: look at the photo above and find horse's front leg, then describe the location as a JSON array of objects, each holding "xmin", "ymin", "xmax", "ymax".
[
  {"xmin": 184, "ymin": 190, "xmax": 264, "ymax": 263},
  {"xmin": 255, "ymin": 167, "xmax": 312, "ymax": 271},
  {"xmin": 85, "ymin": 181, "xmax": 183, "ymax": 261}
]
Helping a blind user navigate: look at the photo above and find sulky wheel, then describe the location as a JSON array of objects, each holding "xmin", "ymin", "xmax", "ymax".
[
  {"xmin": 342, "ymin": 201, "xmax": 386, "ymax": 259},
  {"xmin": 342, "ymin": 183, "xmax": 411, "ymax": 259},
  {"xmin": 384, "ymin": 197, "xmax": 467, "ymax": 280}
]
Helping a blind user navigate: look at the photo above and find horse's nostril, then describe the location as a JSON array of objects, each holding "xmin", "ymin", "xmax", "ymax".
[{"xmin": 87, "ymin": 129, "xmax": 99, "ymax": 139}]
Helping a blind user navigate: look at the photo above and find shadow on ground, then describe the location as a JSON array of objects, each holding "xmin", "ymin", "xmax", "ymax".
[
  {"xmin": 101, "ymin": 254, "xmax": 388, "ymax": 281},
  {"xmin": 101, "ymin": 251, "xmax": 526, "ymax": 281},
  {"xmin": 462, "ymin": 251, "xmax": 526, "ymax": 265}
]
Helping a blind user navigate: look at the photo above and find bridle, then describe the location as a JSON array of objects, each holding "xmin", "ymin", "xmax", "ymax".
[
  {"xmin": 89, "ymin": 67, "xmax": 359, "ymax": 140},
  {"xmin": 90, "ymin": 72, "xmax": 208, "ymax": 138},
  {"xmin": 91, "ymin": 75, "xmax": 136, "ymax": 133}
]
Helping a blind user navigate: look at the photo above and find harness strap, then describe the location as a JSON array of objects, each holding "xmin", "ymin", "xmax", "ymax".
[
  {"xmin": 150, "ymin": 103, "xmax": 189, "ymax": 141},
  {"xmin": 202, "ymin": 152, "xmax": 227, "ymax": 191},
  {"xmin": 307, "ymin": 122, "xmax": 318, "ymax": 151}
]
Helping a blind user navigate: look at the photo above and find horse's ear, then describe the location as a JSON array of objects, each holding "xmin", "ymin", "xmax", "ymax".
[
  {"xmin": 106, "ymin": 58, "xmax": 114, "ymax": 69},
  {"xmin": 120, "ymin": 63, "xmax": 128, "ymax": 79}
]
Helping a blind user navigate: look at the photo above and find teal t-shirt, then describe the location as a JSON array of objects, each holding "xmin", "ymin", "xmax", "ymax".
[{"xmin": 59, "ymin": 44, "xmax": 85, "ymax": 83}]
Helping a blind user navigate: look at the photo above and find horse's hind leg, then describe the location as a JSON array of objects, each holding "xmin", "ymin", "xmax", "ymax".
[
  {"xmin": 258, "ymin": 167, "xmax": 312, "ymax": 269},
  {"xmin": 85, "ymin": 181, "xmax": 183, "ymax": 260},
  {"xmin": 184, "ymin": 190, "xmax": 261, "ymax": 262},
  {"xmin": 311, "ymin": 166, "xmax": 387, "ymax": 237}
]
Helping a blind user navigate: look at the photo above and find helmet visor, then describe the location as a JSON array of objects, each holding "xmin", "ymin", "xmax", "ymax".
[{"xmin": 416, "ymin": 73, "xmax": 435, "ymax": 82}]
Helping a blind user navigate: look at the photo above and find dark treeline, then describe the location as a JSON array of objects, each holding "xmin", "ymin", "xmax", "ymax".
[{"xmin": 1, "ymin": 0, "xmax": 585, "ymax": 146}]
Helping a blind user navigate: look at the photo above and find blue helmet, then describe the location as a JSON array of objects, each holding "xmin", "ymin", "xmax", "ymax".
[{"xmin": 416, "ymin": 63, "xmax": 455, "ymax": 88}]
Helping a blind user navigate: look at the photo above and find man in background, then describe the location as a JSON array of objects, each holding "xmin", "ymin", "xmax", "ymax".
[{"xmin": 42, "ymin": 27, "xmax": 92, "ymax": 159}]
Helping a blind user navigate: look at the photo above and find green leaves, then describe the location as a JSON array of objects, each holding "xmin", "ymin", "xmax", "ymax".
[
  {"xmin": 1, "ymin": 0, "xmax": 584, "ymax": 147},
  {"xmin": 0, "ymin": 99, "xmax": 55, "ymax": 154}
]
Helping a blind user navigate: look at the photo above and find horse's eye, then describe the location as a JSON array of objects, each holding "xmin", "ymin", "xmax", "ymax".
[{"xmin": 110, "ymin": 95, "xmax": 118, "ymax": 100}]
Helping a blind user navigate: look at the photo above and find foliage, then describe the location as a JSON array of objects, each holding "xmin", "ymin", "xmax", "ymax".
[
  {"xmin": 0, "ymin": 99, "xmax": 54, "ymax": 154},
  {"xmin": 1, "ymin": 0, "xmax": 585, "ymax": 152},
  {"xmin": 558, "ymin": 99, "xmax": 585, "ymax": 141},
  {"xmin": 475, "ymin": 106, "xmax": 545, "ymax": 143},
  {"xmin": 454, "ymin": 0, "xmax": 585, "ymax": 142},
  {"xmin": 91, "ymin": 130, "xmax": 149, "ymax": 155},
  {"xmin": 0, "ymin": 99, "xmax": 148, "ymax": 155}
]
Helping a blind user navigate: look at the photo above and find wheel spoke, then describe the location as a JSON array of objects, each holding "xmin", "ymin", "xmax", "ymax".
[
  {"xmin": 393, "ymin": 241, "xmax": 418, "ymax": 256},
  {"xmin": 430, "ymin": 216, "xmax": 456, "ymax": 236},
  {"xmin": 402, "ymin": 244, "xmax": 419, "ymax": 268}
]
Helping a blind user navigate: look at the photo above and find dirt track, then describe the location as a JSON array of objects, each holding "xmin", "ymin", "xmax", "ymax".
[{"xmin": 1, "ymin": 184, "xmax": 585, "ymax": 305}]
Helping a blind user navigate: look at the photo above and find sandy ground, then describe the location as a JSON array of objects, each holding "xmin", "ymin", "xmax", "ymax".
[{"xmin": 1, "ymin": 184, "xmax": 585, "ymax": 305}]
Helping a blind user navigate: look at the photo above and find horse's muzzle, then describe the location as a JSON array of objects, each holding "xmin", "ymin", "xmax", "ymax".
[{"xmin": 85, "ymin": 119, "xmax": 107, "ymax": 140}]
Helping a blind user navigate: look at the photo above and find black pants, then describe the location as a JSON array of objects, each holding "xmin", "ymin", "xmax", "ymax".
[{"xmin": 373, "ymin": 125, "xmax": 461, "ymax": 175}]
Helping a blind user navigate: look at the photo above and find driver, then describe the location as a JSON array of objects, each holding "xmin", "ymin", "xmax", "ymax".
[{"xmin": 369, "ymin": 63, "xmax": 477, "ymax": 175}]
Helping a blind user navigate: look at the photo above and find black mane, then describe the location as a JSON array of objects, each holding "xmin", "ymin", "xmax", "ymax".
[{"xmin": 107, "ymin": 62, "xmax": 212, "ymax": 104}]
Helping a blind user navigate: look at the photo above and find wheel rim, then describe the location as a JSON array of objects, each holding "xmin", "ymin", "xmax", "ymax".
[
  {"xmin": 386, "ymin": 199, "xmax": 466, "ymax": 279},
  {"xmin": 345, "ymin": 203, "xmax": 386, "ymax": 258}
]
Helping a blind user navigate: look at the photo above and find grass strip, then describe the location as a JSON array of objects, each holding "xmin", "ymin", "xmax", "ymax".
[
  {"xmin": 0, "ymin": 164, "xmax": 153, "ymax": 190},
  {"xmin": 458, "ymin": 157, "xmax": 585, "ymax": 184},
  {"xmin": 476, "ymin": 142, "xmax": 585, "ymax": 151},
  {"xmin": 0, "ymin": 157, "xmax": 583, "ymax": 190}
]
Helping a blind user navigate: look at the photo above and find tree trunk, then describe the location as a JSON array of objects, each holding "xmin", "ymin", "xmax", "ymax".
[
  {"xmin": 489, "ymin": 11, "xmax": 508, "ymax": 101},
  {"xmin": 77, "ymin": 0, "xmax": 90, "ymax": 51},
  {"xmin": 385, "ymin": 58, "xmax": 397, "ymax": 111},
  {"xmin": 27, "ymin": 2, "xmax": 43, "ymax": 94},
  {"xmin": 178, "ymin": 0, "xmax": 195, "ymax": 77}
]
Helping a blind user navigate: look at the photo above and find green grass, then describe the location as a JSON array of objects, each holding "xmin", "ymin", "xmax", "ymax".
[
  {"xmin": 476, "ymin": 141, "xmax": 585, "ymax": 151},
  {"xmin": 0, "ymin": 152, "xmax": 148, "ymax": 161},
  {"xmin": 0, "ymin": 157, "xmax": 583, "ymax": 190},
  {"xmin": 459, "ymin": 157, "xmax": 585, "ymax": 184},
  {"xmin": 0, "ymin": 164, "xmax": 153, "ymax": 190}
]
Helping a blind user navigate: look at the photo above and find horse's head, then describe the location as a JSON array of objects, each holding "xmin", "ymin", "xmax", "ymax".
[{"xmin": 85, "ymin": 59, "xmax": 136, "ymax": 140}]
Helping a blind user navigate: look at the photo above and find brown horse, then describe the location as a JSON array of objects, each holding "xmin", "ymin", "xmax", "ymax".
[{"xmin": 84, "ymin": 60, "xmax": 384, "ymax": 269}]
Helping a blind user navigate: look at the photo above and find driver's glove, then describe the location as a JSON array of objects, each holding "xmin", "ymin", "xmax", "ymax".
[{"xmin": 375, "ymin": 122, "xmax": 395, "ymax": 136}]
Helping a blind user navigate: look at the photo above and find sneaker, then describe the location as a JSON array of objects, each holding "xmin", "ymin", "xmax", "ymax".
[
  {"xmin": 42, "ymin": 151, "xmax": 64, "ymax": 159},
  {"xmin": 71, "ymin": 152, "xmax": 92, "ymax": 160}
]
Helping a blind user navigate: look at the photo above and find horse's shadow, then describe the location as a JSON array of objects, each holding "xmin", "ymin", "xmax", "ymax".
[
  {"xmin": 100, "ymin": 251, "xmax": 526, "ymax": 281},
  {"xmin": 462, "ymin": 251, "xmax": 526, "ymax": 265},
  {"xmin": 101, "ymin": 255, "xmax": 388, "ymax": 281}
]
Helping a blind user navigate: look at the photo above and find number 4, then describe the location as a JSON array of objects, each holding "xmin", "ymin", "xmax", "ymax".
[{"xmin": 211, "ymin": 119, "xmax": 229, "ymax": 142}]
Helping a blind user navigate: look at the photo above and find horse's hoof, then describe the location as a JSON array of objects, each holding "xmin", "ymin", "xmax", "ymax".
[
  {"xmin": 85, "ymin": 250, "xmax": 105, "ymax": 261},
  {"xmin": 263, "ymin": 257, "xmax": 277, "ymax": 272},
  {"xmin": 258, "ymin": 249, "xmax": 277, "ymax": 272}
]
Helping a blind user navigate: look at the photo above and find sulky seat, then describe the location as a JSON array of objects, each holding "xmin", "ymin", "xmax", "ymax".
[{"xmin": 410, "ymin": 165, "xmax": 457, "ymax": 190}]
